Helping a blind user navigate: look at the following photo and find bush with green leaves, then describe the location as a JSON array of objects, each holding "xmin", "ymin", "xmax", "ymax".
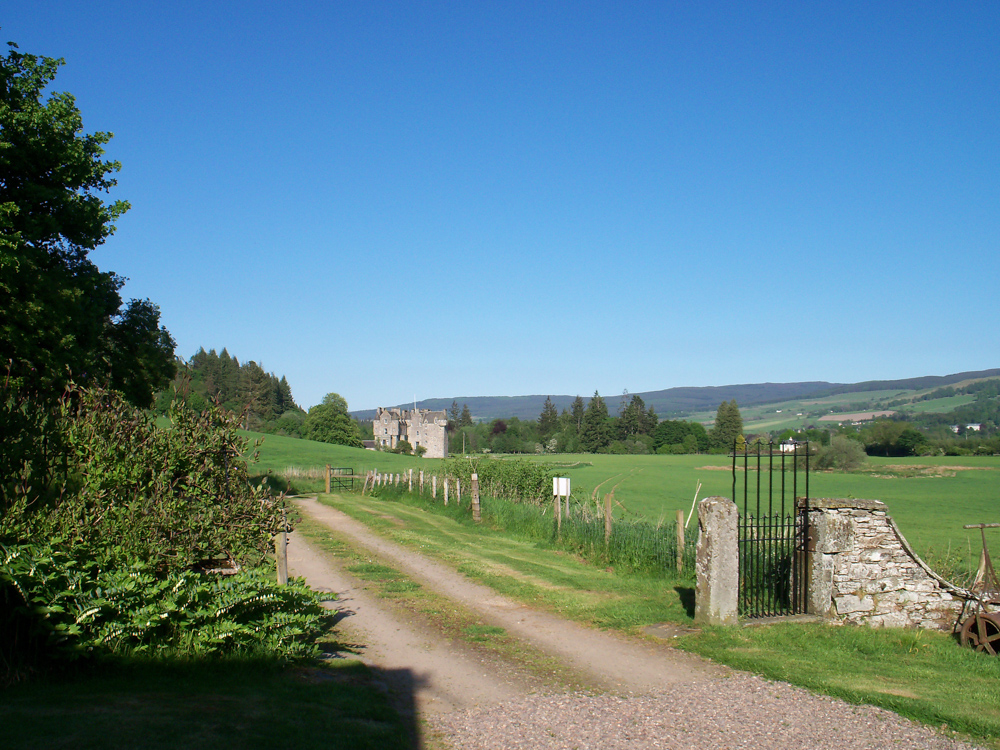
[
  {"xmin": 814, "ymin": 435, "xmax": 868, "ymax": 471},
  {"xmin": 440, "ymin": 456, "xmax": 553, "ymax": 504},
  {"xmin": 1, "ymin": 385, "xmax": 284, "ymax": 573}
]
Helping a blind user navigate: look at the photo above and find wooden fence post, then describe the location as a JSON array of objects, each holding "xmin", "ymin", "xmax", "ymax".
[
  {"xmin": 457, "ymin": 478, "xmax": 462, "ymax": 504},
  {"xmin": 275, "ymin": 510, "xmax": 288, "ymax": 585},
  {"xmin": 444, "ymin": 478, "xmax": 449, "ymax": 506},
  {"xmin": 419, "ymin": 470, "xmax": 424, "ymax": 494},
  {"xmin": 325, "ymin": 464, "xmax": 331, "ymax": 494},
  {"xmin": 432, "ymin": 475, "xmax": 437, "ymax": 499},
  {"xmin": 555, "ymin": 493, "xmax": 562, "ymax": 537},
  {"xmin": 676, "ymin": 508, "xmax": 685, "ymax": 574},
  {"xmin": 604, "ymin": 493, "xmax": 612, "ymax": 545},
  {"xmin": 472, "ymin": 473, "xmax": 480, "ymax": 523},
  {"xmin": 408, "ymin": 468, "xmax": 413, "ymax": 492}
]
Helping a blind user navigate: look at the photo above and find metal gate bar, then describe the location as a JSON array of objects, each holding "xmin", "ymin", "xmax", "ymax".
[
  {"xmin": 330, "ymin": 467, "xmax": 355, "ymax": 491},
  {"xmin": 733, "ymin": 441, "xmax": 809, "ymax": 618}
]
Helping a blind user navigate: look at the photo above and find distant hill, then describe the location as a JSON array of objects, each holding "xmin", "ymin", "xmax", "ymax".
[
  {"xmin": 815, "ymin": 369, "xmax": 1000, "ymax": 397},
  {"xmin": 351, "ymin": 368, "xmax": 1000, "ymax": 423}
]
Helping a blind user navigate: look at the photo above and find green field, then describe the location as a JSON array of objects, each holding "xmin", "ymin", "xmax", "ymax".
[
  {"xmin": 527, "ymin": 453, "xmax": 1000, "ymax": 571},
  {"xmin": 901, "ymin": 394, "xmax": 977, "ymax": 414},
  {"xmin": 251, "ymin": 433, "xmax": 1000, "ymax": 577}
]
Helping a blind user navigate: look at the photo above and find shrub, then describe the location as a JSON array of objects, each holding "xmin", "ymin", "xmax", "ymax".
[
  {"xmin": 1, "ymin": 385, "xmax": 285, "ymax": 574},
  {"xmin": 814, "ymin": 435, "xmax": 867, "ymax": 471},
  {"xmin": 0, "ymin": 543, "xmax": 333, "ymax": 681},
  {"xmin": 440, "ymin": 457, "xmax": 553, "ymax": 503}
]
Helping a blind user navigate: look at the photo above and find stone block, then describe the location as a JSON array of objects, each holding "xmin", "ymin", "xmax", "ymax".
[
  {"xmin": 836, "ymin": 594, "xmax": 875, "ymax": 615},
  {"xmin": 868, "ymin": 612, "xmax": 911, "ymax": 628},
  {"xmin": 695, "ymin": 497, "xmax": 739, "ymax": 627},
  {"xmin": 815, "ymin": 514, "xmax": 854, "ymax": 554}
]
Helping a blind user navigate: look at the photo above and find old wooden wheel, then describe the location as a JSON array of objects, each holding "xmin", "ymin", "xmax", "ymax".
[{"xmin": 960, "ymin": 612, "xmax": 1000, "ymax": 654}]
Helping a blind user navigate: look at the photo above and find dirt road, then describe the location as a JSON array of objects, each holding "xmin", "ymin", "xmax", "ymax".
[{"xmin": 288, "ymin": 496, "xmax": 984, "ymax": 750}]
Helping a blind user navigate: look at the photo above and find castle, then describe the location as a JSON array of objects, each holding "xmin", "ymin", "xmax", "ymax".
[{"xmin": 373, "ymin": 407, "xmax": 449, "ymax": 458}]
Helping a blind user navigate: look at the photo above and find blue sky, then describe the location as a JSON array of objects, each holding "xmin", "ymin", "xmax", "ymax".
[{"xmin": 6, "ymin": 2, "xmax": 998, "ymax": 411}]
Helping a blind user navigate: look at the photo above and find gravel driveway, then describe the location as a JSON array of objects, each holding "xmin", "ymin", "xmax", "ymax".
[{"xmin": 290, "ymin": 497, "xmax": 986, "ymax": 750}]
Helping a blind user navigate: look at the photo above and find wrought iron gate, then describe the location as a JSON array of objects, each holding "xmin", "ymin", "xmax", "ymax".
[{"xmin": 733, "ymin": 441, "xmax": 810, "ymax": 618}]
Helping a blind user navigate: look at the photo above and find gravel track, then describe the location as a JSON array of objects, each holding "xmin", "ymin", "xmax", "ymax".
[
  {"xmin": 290, "ymin": 497, "xmax": 986, "ymax": 750},
  {"xmin": 436, "ymin": 674, "xmax": 981, "ymax": 750}
]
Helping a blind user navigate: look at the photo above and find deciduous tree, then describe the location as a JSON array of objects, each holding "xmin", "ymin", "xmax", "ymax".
[
  {"xmin": 302, "ymin": 392, "xmax": 363, "ymax": 448},
  {"xmin": 0, "ymin": 42, "xmax": 174, "ymax": 406}
]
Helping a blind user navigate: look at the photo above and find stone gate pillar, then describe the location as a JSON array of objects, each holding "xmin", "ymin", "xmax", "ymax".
[{"xmin": 694, "ymin": 496, "xmax": 739, "ymax": 626}]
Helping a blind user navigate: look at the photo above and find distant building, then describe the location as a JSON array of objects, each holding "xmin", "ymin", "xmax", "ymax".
[{"xmin": 373, "ymin": 407, "xmax": 449, "ymax": 458}]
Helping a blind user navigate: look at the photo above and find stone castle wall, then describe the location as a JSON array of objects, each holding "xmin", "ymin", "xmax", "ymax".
[{"xmin": 374, "ymin": 407, "xmax": 449, "ymax": 459}]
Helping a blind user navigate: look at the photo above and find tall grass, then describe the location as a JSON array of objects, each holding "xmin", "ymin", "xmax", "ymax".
[{"xmin": 363, "ymin": 480, "xmax": 695, "ymax": 577}]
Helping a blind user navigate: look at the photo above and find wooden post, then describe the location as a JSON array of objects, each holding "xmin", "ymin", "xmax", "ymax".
[
  {"xmin": 325, "ymin": 464, "xmax": 331, "ymax": 494},
  {"xmin": 457, "ymin": 478, "xmax": 462, "ymax": 504},
  {"xmin": 432, "ymin": 475, "xmax": 437, "ymax": 499},
  {"xmin": 419, "ymin": 470, "xmax": 424, "ymax": 494},
  {"xmin": 604, "ymin": 493, "xmax": 612, "ymax": 545},
  {"xmin": 444, "ymin": 478, "xmax": 449, "ymax": 506},
  {"xmin": 472, "ymin": 473, "xmax": 481, "ymax": 523},
  {"xmin": 275, "ymin": 531, "xmax": 288, "ymax": 585},
  {"xmin": 676, "ymin": 508, "xmax": 685, "ymax": 574},
  {"xmin": 408, "ymin": 468, "xmax": 413, "ymax": 492},
  {"xmin": 275, "ymin": 510, "xmax": 288, "ymax": 586},
  {"xmin": 555, "ymin": 494, "xmax": 562, "ymax": 537}
]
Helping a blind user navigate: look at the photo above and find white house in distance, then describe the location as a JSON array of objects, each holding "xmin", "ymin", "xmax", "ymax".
[{"xmin": 373, "ymin": 407, "xmax": 449, "ymax": 458}]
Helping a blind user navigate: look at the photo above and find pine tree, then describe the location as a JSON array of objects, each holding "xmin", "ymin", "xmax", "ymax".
[
  {"xmin": 277, "ymin": 376, "xmax": 295, "ymax": 413},
  {"xmin": 538, "ymin": 396, "xmax": 559, "ymax": 440},
  {"xmin": 580, "ymin": 391, "xmax": 611, "ymax": 453},
  {"xmin": 460, "ymin": 403, "xmax": 474, "ymax": 427},
  {"xmin": 645, "ymin": 406, "xmax": 658, "ymax": 434},
  {"xmin": 618, "ymin": 394, "xmax": 648, "ymax": 439},
  {"xmin": 449, "ymin": 400, "xmax": 461, "ymax": 424},
  {"xmin": 711, "ymin": 399, "xmax": 744, "ymax": 451},
  {"xmin": 571, "ymin": 395, "xmax": 585, "ymax": 432}
]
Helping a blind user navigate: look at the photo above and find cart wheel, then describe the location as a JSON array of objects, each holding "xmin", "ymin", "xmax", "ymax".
[{"xmin": 960, "ymin": 613, "xmax": 1000, "ymax": 654}]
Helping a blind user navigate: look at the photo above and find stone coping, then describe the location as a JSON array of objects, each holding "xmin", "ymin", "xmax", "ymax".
[{"xmin": 805, "ymin": 497, "xmax": 887, "ymax": 511}]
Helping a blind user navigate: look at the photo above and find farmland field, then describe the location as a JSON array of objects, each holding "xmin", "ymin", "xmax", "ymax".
[{"xmin": 248, "ymin": 432, "xmax": 1000, "ymax": 576}]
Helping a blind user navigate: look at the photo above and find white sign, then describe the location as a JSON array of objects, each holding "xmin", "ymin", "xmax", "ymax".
[{"xmin": 553, "ymin": 477, "xmax": 571, "ymax": 497}]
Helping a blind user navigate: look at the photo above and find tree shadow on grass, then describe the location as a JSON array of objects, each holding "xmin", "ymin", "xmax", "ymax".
[{"xmin": 0, "ymin": 654, "xmax": 426, "ymax": 750}]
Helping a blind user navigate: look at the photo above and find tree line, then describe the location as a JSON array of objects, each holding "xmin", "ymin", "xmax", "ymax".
[
  {"xmin": 157, "ymin": 349, "xmax": 365, "ymax": 448},
  {"xmin": 444, "ymin": 393, "xmax": 746, "ymax": 455}
]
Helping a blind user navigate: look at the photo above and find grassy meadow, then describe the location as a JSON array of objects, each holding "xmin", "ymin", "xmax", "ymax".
[{"xmin": 249, "ymin": 431, "xmax": 999, "ymax": 578}]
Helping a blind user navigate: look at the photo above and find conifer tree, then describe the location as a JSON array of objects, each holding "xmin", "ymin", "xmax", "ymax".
[
  {"xmin": 538, "ymin": 396, "xmax": 559, "ymax": 440},
  {"xmin": 571, "ymin": 395, "xmax": 585, "ymax": 431},
  {"xmin": 580, "ymin": 391, "xmax": 611, "ymax": 453},
  {"xmin": 460, "ymin": 403, "xmax": 474, "ymax": 427},
  {"xmin": 711, "ymin": 399, "xmax": 744, "ymax": 451}
]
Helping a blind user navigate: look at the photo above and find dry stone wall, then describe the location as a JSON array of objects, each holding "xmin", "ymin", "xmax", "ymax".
[{"xmin": 807, "ymin": 498, "xmax": 966, "ymax": 630}]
